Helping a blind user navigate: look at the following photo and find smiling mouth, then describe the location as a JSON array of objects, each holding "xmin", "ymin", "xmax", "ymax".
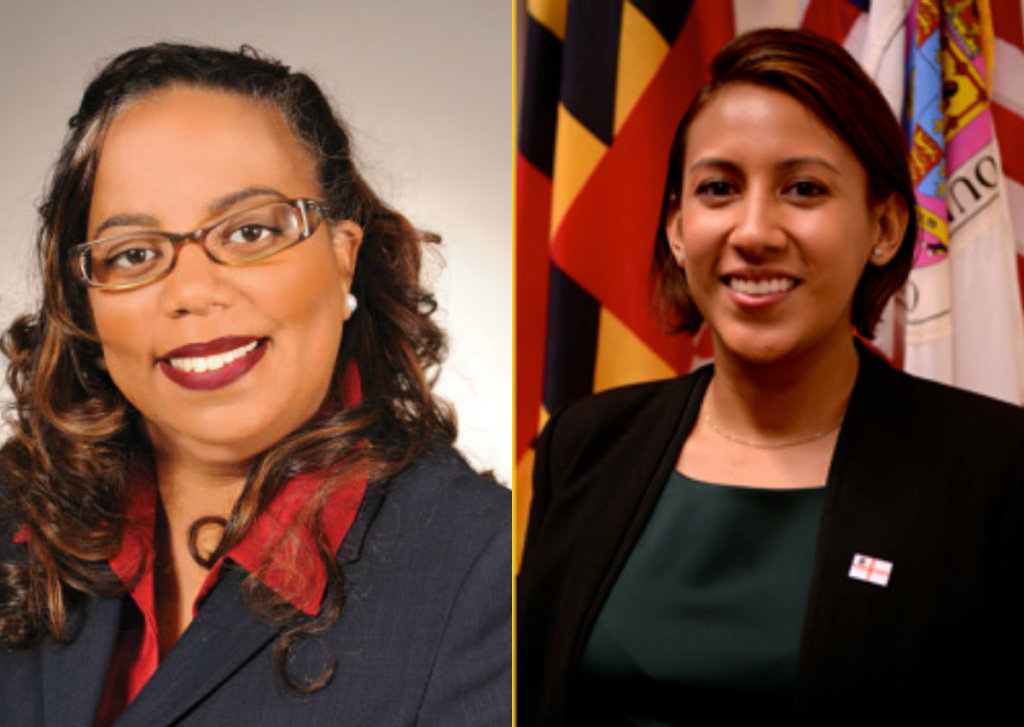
[
  {"xmin": 157, "ymin": 336, "xmax": 268, "ymax": 391},
  {"xmin": 166, "ymin": 340, "xmax": 261, "ymax": 373},
  {"xmin": 725, "ymin": 277, "xmax": 798, "ymax": 295}
]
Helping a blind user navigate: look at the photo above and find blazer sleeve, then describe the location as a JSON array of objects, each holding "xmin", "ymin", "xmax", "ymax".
[
  {"xmin": 416, "ymin": 500, "xmax": 512, "ymax": 726},
  {"xmin": 518, "ymin": 404, "xmax": 563, "ymax": 573}
]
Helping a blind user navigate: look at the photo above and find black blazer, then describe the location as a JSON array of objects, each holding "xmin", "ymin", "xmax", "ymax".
[
  {"xmin": 518, "ymin": 347, "xmax": 1024, "ymax": 724},
  {"xmin": 0, "ymin": 447, "xmax": 512, "ymax": 727}
]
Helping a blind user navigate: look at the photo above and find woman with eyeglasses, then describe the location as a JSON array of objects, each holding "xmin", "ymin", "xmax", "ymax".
[
  {"xmin": 518, "ymin": 28, "xmax": 1024, "ymax": 724},
  {"xmin": 0, "ymin": 44, "xmax": 510, "ymax": 726}
]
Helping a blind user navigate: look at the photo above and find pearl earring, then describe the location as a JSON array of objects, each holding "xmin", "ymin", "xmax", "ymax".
[
  {"xmin": 872, "ymin": 246, "xmax": 884, "ymax": 257},
  {"xmin": 346, "ymin": 292, "xmax": 358, "ymax": 314}
]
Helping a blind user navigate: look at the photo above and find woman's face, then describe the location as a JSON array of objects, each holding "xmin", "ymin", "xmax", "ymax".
[
  {"xmin": 665, "ymin": 83, "xmax": 904, "ymax": 368},
  {"xmin": 86, "ymin": 85, "xmax": 361, "ymax": 469}
]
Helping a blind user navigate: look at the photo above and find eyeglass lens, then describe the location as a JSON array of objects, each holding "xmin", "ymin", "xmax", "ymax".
[{"xmin": 83, "ymin": 201, "xmax": 311, "ymax": 288}]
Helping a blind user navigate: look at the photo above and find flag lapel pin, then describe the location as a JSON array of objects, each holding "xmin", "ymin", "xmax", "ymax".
[{"xmin": 848, "ymin": 553, "xmax": 893, "ymax": 587}]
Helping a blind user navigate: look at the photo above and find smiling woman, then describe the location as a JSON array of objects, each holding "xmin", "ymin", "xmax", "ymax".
[
  {"xmin": 0, "ymin": 44, "xmax": 509, "ymax": 726},
  {"xmin": 665, "ymin": 82, "xmax": 905, "ymax": 373},
  {"xmin": 518, "ymin": 28, "xmax": 1024, "ymax": 724},
  {"xmin": 86, "ymin": 86, "xmax": 360, "ymax": 468}
]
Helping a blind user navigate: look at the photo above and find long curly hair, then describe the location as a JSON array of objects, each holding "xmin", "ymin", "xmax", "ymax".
[{"xmin": 0, "ymin": 43, "xmax": 455, "ymax": 692}]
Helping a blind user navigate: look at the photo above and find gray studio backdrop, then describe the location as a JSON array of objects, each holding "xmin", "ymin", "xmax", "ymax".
[{"xmin": 0, "ymin": 0, "xmax": 513, "ymax": 484}]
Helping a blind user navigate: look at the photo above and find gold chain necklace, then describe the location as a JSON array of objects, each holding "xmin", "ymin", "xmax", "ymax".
[{"xmin": 701, "ymin": 409, "xmax": 842, "ymax": 449}]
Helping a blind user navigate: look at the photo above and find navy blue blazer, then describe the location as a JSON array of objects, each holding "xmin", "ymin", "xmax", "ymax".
[
  {"xmin": 518, "ymin": 346, "xmax": 1024, "ymax": 724},
  {"xmin": 0, "ymin": 447, "xmax": 511, "ymax": 726}
]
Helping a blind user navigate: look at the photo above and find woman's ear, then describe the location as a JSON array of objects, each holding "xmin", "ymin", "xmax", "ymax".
[
  {"xmin": 331, "ymin": 220, "xmax": 363, "ymax": 280},
  {"xmin": 664, "ymin": 203, "xmax": 686, "ymax": 265},
  {"xmin": 868, "ymin": 192, "xmax": 909, "ymax": 266}
]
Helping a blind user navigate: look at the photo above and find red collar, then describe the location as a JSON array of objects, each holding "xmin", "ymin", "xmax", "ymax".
[
  {"xmin": 114, "ymin": 362, "xmax": 367, "ymax": 616},
  {"xmin": 112, "ymin": 461, "xmax": 367, "ymax": 618}
]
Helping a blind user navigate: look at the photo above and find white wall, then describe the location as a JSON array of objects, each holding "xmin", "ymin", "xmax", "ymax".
[{"xmin": 0, "ymin": 0, "xmax": 513, "ymax": 483}]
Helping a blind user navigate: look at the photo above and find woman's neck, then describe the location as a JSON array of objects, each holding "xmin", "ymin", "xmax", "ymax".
[
  {"xmin": 155, "ymin": 457, "xmax": 247, "ymax": 534},
  {"xmin": 152, "ymin": 454, "xmax": 248, "ymax": 656},
  {"xmin": 707, "ymin": 336, "xmax": 860, "ymax": 445}
]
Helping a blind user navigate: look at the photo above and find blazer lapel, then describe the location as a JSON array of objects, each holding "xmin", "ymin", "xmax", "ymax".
[
  {"xmin": 797, "ymin": 347, "xmax": 915, "ymax": 709},
  {"xmin": 113, "ymin": 567, "xmax": 280, "ymax": 727},
  {"xmin": 567, "ymin": 370, "xmax": 711, "ymax": 673},
  {"xmin": 112, "ymin": 487, "xmax": 385, "ymax": 727},
  {"xmin": 41, "ymin": 595, "xmax": 123, "ymax": 727},
  {"xmin": 337, "ymin": 481, "xmax": 384, "ymax": 567}
]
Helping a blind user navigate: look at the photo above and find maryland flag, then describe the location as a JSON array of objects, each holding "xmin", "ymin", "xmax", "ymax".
[{"xmin": 516, "ymin": 0, "xmax": 1024, "ymax": 557}]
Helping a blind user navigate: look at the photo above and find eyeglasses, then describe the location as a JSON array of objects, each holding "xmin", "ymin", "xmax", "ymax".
[{"xmin": 70, "ymin": 198, "xmax": 327, "ymax": 290}]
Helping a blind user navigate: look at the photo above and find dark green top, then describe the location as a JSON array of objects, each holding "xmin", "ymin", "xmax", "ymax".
[{"xmin": 579, "ymin": 470, "xmax": 824, "ymax": 723}]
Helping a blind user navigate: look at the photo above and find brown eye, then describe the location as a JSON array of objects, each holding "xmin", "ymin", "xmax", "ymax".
[
  {"xmin": 785, "ymin": 180, "xmax": 827, "ymax": 197},
  {"xmin": 228, "ymin": 224, "xmax": 276, "ymax": 244},
  {"xmin": 103, "ymin": 245, "xmax": 161, "ymax": 270},
  {"xmin": 696, "ymin": 180, "xmax": 734, "ymax": 196}
]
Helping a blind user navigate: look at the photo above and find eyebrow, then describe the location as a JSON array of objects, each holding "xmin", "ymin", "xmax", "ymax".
[
  {"xmin": 92, "ymin": 213, "xmax": 160, "ymax": 238},
  {"xmin": 688, "ymin": 156, "xmax": 841, "ymax": 175},
  {"xmin": 207, "ymin": 186, "xmax": 288, "ymax": 217},
  {"xmin": 91, "ymin": 186, "xmax": 289, "ymax": 240}
]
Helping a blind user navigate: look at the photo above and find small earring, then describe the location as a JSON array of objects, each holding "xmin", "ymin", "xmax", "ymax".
[
  {"xmin": 872, "ymin": 246, "xmax": 884, "ymax": 257},
  {"xmin": 346, "ymin": 292, "xmax": 358, "ymax": 314}
]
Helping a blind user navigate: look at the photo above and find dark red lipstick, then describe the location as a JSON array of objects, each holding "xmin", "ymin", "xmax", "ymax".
[{"xmin": 157, "ymin": 336, "xmax": 267, "ymax": 391}]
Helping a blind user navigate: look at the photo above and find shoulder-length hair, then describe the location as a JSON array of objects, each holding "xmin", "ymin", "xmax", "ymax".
[
  {"xmin": 0, "ymin": 43, "xmax": 455, "ymax": 692},
  {"xmin": 653, "ymin": 28, "xmax": 918, "ymax": 338}
]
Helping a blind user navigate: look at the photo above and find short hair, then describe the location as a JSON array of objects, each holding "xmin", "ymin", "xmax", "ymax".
[{"xmin": 653, "ymin": 28, "xmax": 917, "ymax": 337}]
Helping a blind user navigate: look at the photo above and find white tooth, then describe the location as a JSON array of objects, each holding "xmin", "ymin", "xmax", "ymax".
[
  {"xmin": 238, "ymin": 341, "xmax": 256, "ymax": 357},
  {"xmin": 167, "ymin": 340, "xmax": 261, "ymax": 374},
  {"xmin": 164, "ymin": 341, "xmax": 258, "ymax": 376},
  {"xmin": 730, "ymin": 277, "xmax": 794, "ymax": 295}
]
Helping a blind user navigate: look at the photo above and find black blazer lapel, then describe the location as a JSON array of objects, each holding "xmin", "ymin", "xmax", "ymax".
[
  {"xmin": 567, "ymin": 371, "xmax": 710, "ymax": 672},
  {"xmin": 797, "ymin": 346, "xmax": 898, "ymax": 708},
  {"xmin": 41, "ymin": 595, "xmax": 123, "ymax": 727},
  {"xmin": 518, "ymin": 369, "xmax": 711, "ymax": 724},
  {"xmin": 796, "ymin": 346, "xmax": 1018, "ymax": 718}
]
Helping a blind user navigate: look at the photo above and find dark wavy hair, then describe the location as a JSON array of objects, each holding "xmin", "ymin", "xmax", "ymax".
[
  {"xmin": 653, "ymin": 28, "xmax": 918, "ymax": 338},
  {"xmin": 0, "ymin": 43, "xmax": 455, "ymax": 692}
]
